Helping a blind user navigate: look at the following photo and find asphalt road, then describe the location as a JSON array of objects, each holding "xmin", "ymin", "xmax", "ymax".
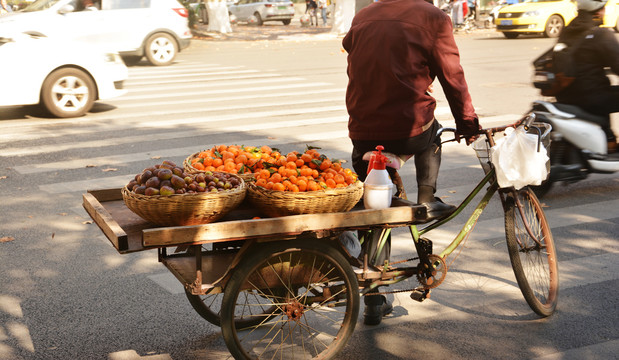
[{"xmin": 0, "ymin": 25, "xmax": 618, "ymax": 360}]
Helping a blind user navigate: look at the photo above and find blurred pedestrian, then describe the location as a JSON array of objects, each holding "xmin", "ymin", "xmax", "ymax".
[
  {"xmin": 306, "ymin": 0, "xmax": 318, "ymax": 26},
  {"xmin": 451, "ymin": 0, "xmax": 463, "ymax": 26},
  {"xmin": 0, "ymin": 0, "xmax": 13, "ymax": 14},
  {"xmin": 318, "ymin": 0, "xmax": 328, "ymax": 26},
  {"xmin": 81, "ymin": 0, "xmax": 99, "ymax": 10}
]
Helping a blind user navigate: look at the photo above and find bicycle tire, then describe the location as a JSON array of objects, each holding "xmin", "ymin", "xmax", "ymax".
[
  {"xmin": 220, "ymin": 239, "xmax": 359, "ymax": 359},
  {"xmin": 185, "ymin": 289, "xmax": 223, "ymax": 326},
  {"xmin": 504, "ymin": 187, "xmax": 559, "ymax": 317}
]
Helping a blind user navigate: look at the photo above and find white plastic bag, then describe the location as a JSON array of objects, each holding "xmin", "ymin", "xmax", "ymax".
[{"xmin": 490, "ymin": 126, "xmax": 549, "ymax": 189}]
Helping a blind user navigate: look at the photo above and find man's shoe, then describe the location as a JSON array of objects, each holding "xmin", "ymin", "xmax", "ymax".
[
  {"xmin": 421, "ymin": 197, "xmax": 456, "ymax": 221},
  {"xmin": 363, "ymin": 295, "xmax": 393, "ymax": 326},
  {"xmin": 608, "ymin": 141, "xmax": 618, "ymax": 154}
]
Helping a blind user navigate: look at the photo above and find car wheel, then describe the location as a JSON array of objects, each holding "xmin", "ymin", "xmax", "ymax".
[
  {"xmin": 503, "ymin": 32, "xmax": 519, "ymax": 39},
  {"xmin": 282, "ymin": 19, "xmax": 291, "ymax": 25},
  {"xmin": 544, "ymin": 15, "xmax": 564, "ymax": 38},
  {"xmin": 122, "ymin": 56, "xmax": 142, "ymax": 66},
  {"xmin": 40, "ymin": 67, "xmax": 96, "ymax": 118},
  {"xmin": 145, "ymin": 33, "xmax": 178, "ymax": 66},
  {"xmin": 254, "ymin": 12, "xmax": 263, "ymax": 26}
]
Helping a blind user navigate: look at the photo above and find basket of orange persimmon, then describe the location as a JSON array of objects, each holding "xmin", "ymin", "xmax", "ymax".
[
  {"xmin": 245, "ymin": 147, "xmax": 364, "ymax": 217},
  {"xmin": 122, "ymin": 160, "xmax": 246, "ymax": 226},
  {"xmin": 183, "ymin": 144, "xmax": 278, "ymax": 181}
]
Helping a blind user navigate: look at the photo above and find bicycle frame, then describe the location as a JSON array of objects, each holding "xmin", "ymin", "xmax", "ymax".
[
  {"xmin": 367, "ymin": 166, "xmax": 500, "ymax": 270},
  {"xmin": 412, "ymin": 168, "xmax": 499, "ymax": 259},
  {"xmin": 359, "ymin": 117, "xmax": 549, "ymax": 293}
]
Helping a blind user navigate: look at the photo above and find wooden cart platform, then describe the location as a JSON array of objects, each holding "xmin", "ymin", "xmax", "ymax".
[{"xmin": 82, "ymin": 187, "xmax": 428, "ymax": 254}]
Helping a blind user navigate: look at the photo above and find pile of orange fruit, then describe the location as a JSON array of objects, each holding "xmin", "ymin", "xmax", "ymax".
[
  {"xmin": 254, "ymin": 147, "xmax": 358, "ymax": 192},
  {"xmin": 189, "ymin": 144, "xmax": 280, "ymax": 175},
  {"xmin": 189, "ymin": 145, "xmax": 358, "ymax": 192}
]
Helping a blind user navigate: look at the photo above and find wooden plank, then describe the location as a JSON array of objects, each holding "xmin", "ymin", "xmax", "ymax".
[
  {"xmin": 82, "ymin": 193, "xmax": 128, "ymax": 252},
  {"xmin": 87, "ymin": 188, "xmax": 123, "ymax": 202},
  {"xmin": 83, "ymin": 189, "xmax": 155, "ymax": 253},
  {"xmin": 142, "ymin": 203, "xmax": 426, "ymax": 247}
]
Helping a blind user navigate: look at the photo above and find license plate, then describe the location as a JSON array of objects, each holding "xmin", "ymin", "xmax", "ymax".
[
  {"xmin": 500, "ymin": 20, "xmax": 513, "ymax": 25},
  {"xmin": 278, "ymin": 6, "xmax": 287, "ymax": 9}
]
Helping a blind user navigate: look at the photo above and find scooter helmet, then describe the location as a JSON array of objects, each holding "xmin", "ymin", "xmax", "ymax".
[{"xmin": 576, "ymin": 0, "xmax": 606, "ymax": 12}]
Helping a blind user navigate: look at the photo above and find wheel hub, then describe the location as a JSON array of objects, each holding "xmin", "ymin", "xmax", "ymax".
[{"xmin": 282, "ymin": 300, "xmax": 305, "ymax": 321}]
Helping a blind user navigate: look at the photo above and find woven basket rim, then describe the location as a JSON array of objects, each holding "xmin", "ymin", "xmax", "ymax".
[
  {"xmin": 121, "ymin": 172, "xmax": 247, "ymax": 226},
  {"xmin": 247, "ymin": 180, "xmax": 363, "ymax": 195},
  {"xmin": 122, "ymin": 171, "xmax": 246, "ymax": 201},
  {"xmin": 246, "ymin": 180, "xmax": 364, "ymax": 217}
]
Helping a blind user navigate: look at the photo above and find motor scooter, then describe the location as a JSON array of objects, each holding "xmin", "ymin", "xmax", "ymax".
[{"xmin": 528, "ymin": 100, "xmax": 619, "ymax": 198}]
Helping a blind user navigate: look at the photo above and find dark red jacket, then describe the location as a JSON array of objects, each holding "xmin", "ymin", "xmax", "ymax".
[{"xmin": 343, "ymin": 0, "xmax": 478, "ymax": 141}]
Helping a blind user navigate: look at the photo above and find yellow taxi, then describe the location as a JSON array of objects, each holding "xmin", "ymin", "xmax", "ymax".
[
  {"xmin": 497, "ymin": 0, "xmax": 619, "ymax": 38},
  {"xmin": 496, "ymin": 0, "xmax": 578, "ymax": 38}
]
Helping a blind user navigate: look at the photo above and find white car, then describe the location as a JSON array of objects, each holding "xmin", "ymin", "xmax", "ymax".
[
  {"xmin": 228, "ymin": 0, "xmax": 295, "ymax": 26},
  {"xmin": 0, "ymin": 0, "xmax": 192, "ymax": 66},
  {"xmin": 0, "ymin": 32, "xmax": 128, "ymax": 118}
]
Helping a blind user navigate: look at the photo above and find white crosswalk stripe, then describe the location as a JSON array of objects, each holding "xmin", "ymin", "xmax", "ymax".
[{"xmin": 2, "ymin": 61, "xmax": 520, "ymax": 189}]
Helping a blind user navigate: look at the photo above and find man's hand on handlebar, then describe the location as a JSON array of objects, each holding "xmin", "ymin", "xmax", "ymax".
[
  {"xmin": 456, "ymin": 118, "xmax": 482, "ymax": 145},
  {"xmin": 456, "ymin": 132, "xmax": 480, "ymax": 146}
]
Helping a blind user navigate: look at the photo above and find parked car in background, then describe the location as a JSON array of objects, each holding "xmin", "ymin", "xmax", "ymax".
[
  {"xmin": 0, "ymin": 0, "xmax": 192, "ymax": 66},
  {"xmin": 228, "ymin": 0, "xmax": 295, "ymax": 25},
  {"xmin": 0, "ymin": 32, "xmax": 128, "ymax": 118},
  {"xmin": 496, "ymin": 0, "xmax": 577, "ymax": 38}
]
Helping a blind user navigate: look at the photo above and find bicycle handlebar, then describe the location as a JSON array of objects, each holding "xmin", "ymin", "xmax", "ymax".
[{"xmin": 439, "ymin": 113, "xmax": 539, "ymax": 147}]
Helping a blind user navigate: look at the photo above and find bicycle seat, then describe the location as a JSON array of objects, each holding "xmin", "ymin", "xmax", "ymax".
[{"xmin": 362, "ymin": 151, "xmax": 412, "ymax": 170}]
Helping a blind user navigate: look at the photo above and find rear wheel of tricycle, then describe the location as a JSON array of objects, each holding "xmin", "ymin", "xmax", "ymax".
[
  {"xmin": 185, "ymin": 289, "xmax": 281, "ymax": 327},
  {"xmin": 221, "ymin": 239, "xmax": 360, "ymax": 359},
  {"xmin": 185, "ymin": 242, "xmax": 281, "ymax": 327},
  {"xmin": 504, "ymin": 187, "xmax": 559, "ymax": 317}
]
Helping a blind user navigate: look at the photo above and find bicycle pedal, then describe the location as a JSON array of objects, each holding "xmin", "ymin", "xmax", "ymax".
[{"xmin": 410, "ymin": 288, "xmax": 431, "ymax": 302}]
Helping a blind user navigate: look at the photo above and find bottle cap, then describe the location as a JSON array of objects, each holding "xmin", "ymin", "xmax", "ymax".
[{"xmin": 367, "ymin": 145, "xmax": 388, "ymax": 173}]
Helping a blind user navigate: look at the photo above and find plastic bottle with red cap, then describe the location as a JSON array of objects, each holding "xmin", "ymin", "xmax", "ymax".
[{"xmin": 364, "ymin": 145, "xmax": 395, "ymax": 209}]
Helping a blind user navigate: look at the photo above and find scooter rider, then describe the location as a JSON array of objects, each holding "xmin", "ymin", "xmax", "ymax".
[{"xmin": 554, "ymin": 0, "xmax": 619, "ymax": 152}]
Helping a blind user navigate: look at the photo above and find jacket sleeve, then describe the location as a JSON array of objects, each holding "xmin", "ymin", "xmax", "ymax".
[
  {"xmin": 600, "ymin": 29, "xmax": 619, "ymax": 76},
  {"xmin": 430, "ymin": 16, "xmax": 480, "ymax": 135}
]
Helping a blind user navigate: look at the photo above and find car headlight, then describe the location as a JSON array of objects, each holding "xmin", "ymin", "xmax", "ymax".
[
  {"xmin": 104, "ymin": 53, "xmax": 123, "ymax": 64},
  {"xmin": 522, "ymin": 10, "xmax": 541, "ymax": 17}
]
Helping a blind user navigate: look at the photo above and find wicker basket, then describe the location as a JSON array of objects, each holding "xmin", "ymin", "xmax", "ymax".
[
  {"xmin": 122, "ymin": 175, "xmax": 246, "ymax": 226},
  {"xmin": 183, "ymin": 151, "xmax": 255, "ymax": 181},
  {"xmin": 246, "ymin": 181, "xmax": 364, "ymax": 217}
]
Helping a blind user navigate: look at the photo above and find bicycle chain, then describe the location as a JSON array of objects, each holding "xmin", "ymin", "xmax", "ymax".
[
  {"xmin": 365, "ymin": 287, "xmax": 423, "ymax": 296},
  {"xmin": 365, "ymin": 257, "xmax": 424, "ymax": 296}
]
